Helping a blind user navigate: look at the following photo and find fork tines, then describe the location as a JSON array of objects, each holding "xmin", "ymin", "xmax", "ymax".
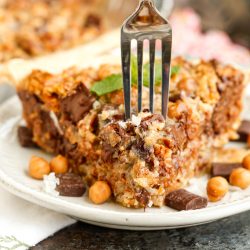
[{"xmin": 121, "ymin": 1, "xmax": 172, "ymax": 120}]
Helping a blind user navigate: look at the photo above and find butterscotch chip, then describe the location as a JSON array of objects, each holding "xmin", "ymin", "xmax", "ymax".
[
  {"xmin": 50, "ymin": 155, "xmax": 68, "ymax": 174},
  {"xmin": 56, "ymin": 173, "xmax": 86, "ymax": 197},
  {"xmin": 207, "ymin": 177, "xmax": 229, "ymax": 202},
  {"xmin": 29, "ymin": 156, "xmax": 50, "ymax": 180},
  {"xmin": 229, "ymin": 168, "xmax": 250, "ymax": 189},
  {"xmin": 89, "ymin": 181, "xmax": 111, "ymax": 204},
  {"xmin": 242, "ymin": 154, "xmax": 250, "ymax": 170}
]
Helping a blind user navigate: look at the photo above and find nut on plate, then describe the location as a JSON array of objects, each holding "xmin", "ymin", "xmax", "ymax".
[
  {"xmin": 242, "ymin": 154, "xmax": 250, "ymax": 170},
  {"xmin": 207, "ymin": 177, "xmax": 229, "ymax": 202},
  {"xmin": 229, "ymin": 168, "xmax": 250, "ymax": 189},
  {"xmin": 89, "ymin": 181, "xmax": 111, "ymax": 204},
  {"xmin": 29, "ymin": 156, "xmax": 50, "ymax": 180},
  {"xmin": 50, "ymin": 155, "xmax": 69, "ymax": 174}
]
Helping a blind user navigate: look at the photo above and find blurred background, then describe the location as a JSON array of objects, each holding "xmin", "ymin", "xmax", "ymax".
[
  {"xmin": 111, "ymin": 0, "xmax": 250, "ymax": 48},
  {"xmin": 0, "ymin": 0, "xmax": 250, "ymax": 102},
  {"xmin": 173, "ymin": 0, "xmax": 250, "ymax": 48}
]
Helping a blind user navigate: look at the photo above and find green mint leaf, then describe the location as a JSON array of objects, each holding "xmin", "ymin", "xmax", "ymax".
[
  {"xmin": 131, "ymin": 56, "xmax": 180, "ymax": 87},
  {"xmin": 91, "ymin": 74, "xmax": 123, "ymax": 96},
  {"xmin": 131, "ymin": 56, "xmax": 138, "ymax": 86},
  {"xmin": 131, "ymin": 56, "xmax": 162, "ymax": 87},
  {"xmin": 171, "ymin": 65, "xmax": 181, "ymax": 76},
  {"xmin": 91, "ymin": 57, "xmax": 181, "ymax": 96},
  {"xmin": 142, "ymin": 60, "xmax": 162, "ymax": 87}
]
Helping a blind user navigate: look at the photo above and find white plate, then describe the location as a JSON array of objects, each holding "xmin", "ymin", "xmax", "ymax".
[{"xmin": 0, "ymin": 96, "xmax": 250, "ymax": 231}]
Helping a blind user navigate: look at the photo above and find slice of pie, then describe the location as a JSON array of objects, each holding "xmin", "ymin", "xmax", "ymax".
[{"xmin": 17, "ymin": 57, "xmax": 245, "ymax": 207}]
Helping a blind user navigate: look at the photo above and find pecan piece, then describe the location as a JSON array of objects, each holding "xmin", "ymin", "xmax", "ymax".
[{"xmin": 140, "ymin": 114, "xmax": 164, "ymax": 130}]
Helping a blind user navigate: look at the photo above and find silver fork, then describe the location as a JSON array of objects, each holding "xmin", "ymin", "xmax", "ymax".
[{"xmin": 121, "ymin": 0, "xmax": 172, "ymax": 120}]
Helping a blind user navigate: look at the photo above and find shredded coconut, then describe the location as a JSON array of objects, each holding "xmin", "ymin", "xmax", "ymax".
[
  {"xmin": 134, "ymin": 178, "xmax": 148, "ymax": 188},
  {"xmin": 118, "ymin": 121, "xmax": 127, "ymax": 129},
  {"xmin": 49, "ymin": 111, "xmax": 63, "ymax": 135},
  {"xmin": 131, "ymin": 115, "xmax": 141, "ymax": 127},
  {"xmin": 43, "ymin": 172, "xmax": 60, "ymax": 196},
  {"xmin": 93, "ymin": 100, "xmax": 101, "ymax": 110},
  {"xmin": 148, "ymin": 200, "xmax": 153, "ymax": 208}
]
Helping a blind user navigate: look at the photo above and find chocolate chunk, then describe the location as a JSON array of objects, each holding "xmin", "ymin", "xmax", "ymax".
[
  {"xmin": 101, "ymin": 144, "xmax": 115, "ymax": 163},
  {"xmin": 211, "ymin": 163, "xmax": 242, "ymax": 179},
  {"xmin": 111, "ymin": 123, "xmax": 126, "ymax": 138},
  {"xmin": 165, "ymin": 189, "xmax": 208, "ymax": 211},
  {"xmin": 18, "ymin": 91, "xmax": 41, "ymax": 115},
  {"xmin": 238, "ymin": 121, "xmax": 250, "ymax": 134},
  {"xmin": 112, "ymin": 113, "xmax": 125, "ymax": 121},
  {"xmin": 134, "ymin": 139, "xmax": 150, "ymax": 160},
  {"xmin": 134, "ymin": 139, "xmax": 154, "ymax": 170},
  {"xmin": 237, "ymin": 120, "xmax": 250, "ymax": 142},
  {"xmin": 40, "ymin": 110, "xmax": 59, "ymax": 137},
  {"xmin": 169, "ymin": 93, "xmax": 181, "ymax": 102},
  {"xmin": 170, "ymin": 123, "xmax": 187, "ymax": 149},
  {"xmin": 125, "ymin": 123, "xmax": 136, "ymax": 136},
  {"xmin": 134, "ymin": 139, "xmax": 154, "ymax": 171},
  {"xmin": 60, "ymin": 84, "xmax": 95, "ymax": 123},
  {"xmin": 18, "ymin": 126, "xmax": 37, "ymax": 147},
  {"xmin": 135, "ymin": 189, "xmax": 150, "ymax": 207},
  {"xmin": 57, "ymin": 138, "xmax": 77, "ymax": 156},
  {"xmin": 56, "ymin": 173, "xmax": 86, "ymax": 197}
]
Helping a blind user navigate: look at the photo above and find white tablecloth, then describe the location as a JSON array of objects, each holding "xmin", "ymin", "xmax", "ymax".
[{"xmin": 0, "ymin": 187, "xmax": 75, "ymax": 249}]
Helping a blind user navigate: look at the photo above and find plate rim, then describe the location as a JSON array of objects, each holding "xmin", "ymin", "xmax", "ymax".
[
  {"xmin": 1, "ymin": 96, "xmax": 250, "ymax": 229},
  {"xmin": 1, "ymin": 159, "xmax": 250, "ymax": 229}
]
